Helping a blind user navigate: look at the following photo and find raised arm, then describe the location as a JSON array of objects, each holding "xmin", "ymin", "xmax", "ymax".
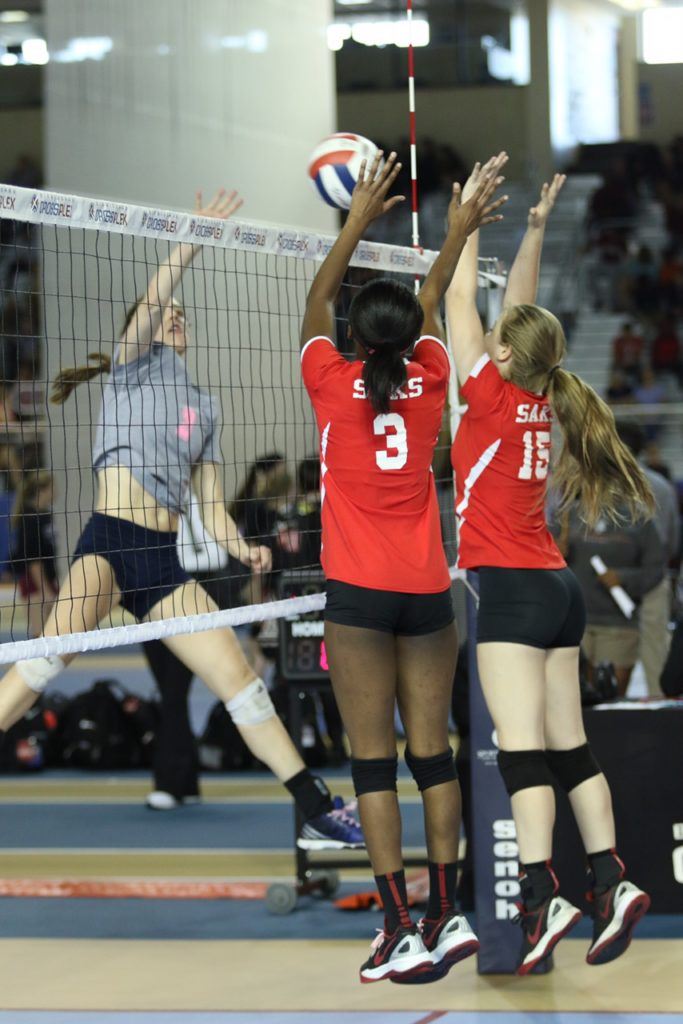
[
  {"xmin": 503, "ymin": 173, "xmax": 566, "ymax": 308},
  {"xmin": 300, "ymin": 152, "xmax": 404, "ymax": 346},
  {"xmin": 118, "ymin": 189, "xmax": 243, "ymax": 365},
  {"xmin": 191, "ymin": 462, "xmax": 272, "ymax": 574},
  {"xmin": 445, "ymin": 153, "xmax": 508, "ymax": 381},
  {"xmin": 418, "ymin": 165, "xmax": 508, "ymax": 339}
]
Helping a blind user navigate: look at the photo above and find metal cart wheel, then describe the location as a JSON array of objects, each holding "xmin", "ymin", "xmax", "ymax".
[
  {"xmin": 317, "ymin": 868, "xmax": 341, "ymax": 898},
  {"xmin": 265, "ymin": 882, "xmax": 298, "ymax": 915}
]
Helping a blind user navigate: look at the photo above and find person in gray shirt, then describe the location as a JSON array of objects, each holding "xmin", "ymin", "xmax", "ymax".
[
  {"xmin": 0, "ymin": 189, "xmax": 363, "ymax": 850},
  {"xmin": 616, "ymin": 421, "xmax": 679, "ymax": 695},
  {"xmin": 557, "ymin": 506, "xmax": 664, "ymax": 695}
]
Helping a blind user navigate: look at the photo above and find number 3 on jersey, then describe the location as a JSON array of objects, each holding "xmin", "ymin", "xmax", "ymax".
[
  {"xmin": 518, "ymin": 430, "xmax": 550, "ymax": 480},
  {"xmin": 374, "ymin": 413, "xmax": 408, "ymax": 470}
]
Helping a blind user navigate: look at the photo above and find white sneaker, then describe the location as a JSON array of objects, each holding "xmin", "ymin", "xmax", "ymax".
[
  {"xmin": 586, "ymin": 880, "xmax": 650, "ymax": 965},
  {"xmin": 359, "ymin": 927, "xmax": 433, "ymax": 984},
  {"xmin": 421, "ymin": 912, "xmax": 480, "ymax": 970},
  {"xmin": 145, "ymin": 791, "xmax": 180, "ymax": 810}
]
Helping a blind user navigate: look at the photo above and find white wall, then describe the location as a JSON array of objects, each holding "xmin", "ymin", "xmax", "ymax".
[
  {"xmin": 45, "ymin": 0, "xmax": 336, "ymax": 232},
  {"xmin": 637, "ymin": 62, "xmax": 683, "ymax": 146}
]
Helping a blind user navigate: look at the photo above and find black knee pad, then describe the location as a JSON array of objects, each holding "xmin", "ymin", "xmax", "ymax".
[
  {"xmin": 497, "ymin": 749, "xmax": 554, "ymax": 797},
  {"xmin": 405, "ymin": 747, "xmax": 457, "ymax": 792},
  {"xmin": 351, "ymin": 756, "xmax": 398, "ymax": 797},
  {"xmin": 546, "ymin": 743, "xmax": 601, "ymax": 793}
]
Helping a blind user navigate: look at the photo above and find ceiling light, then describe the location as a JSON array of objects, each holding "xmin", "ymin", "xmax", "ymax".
[
  {"xmin": 22, "ymin": 38, "xmax": 48, "ymax": 65},
  {"xmin": 0, "ymin": 11, "xmax": 30, "ymax": 24}
]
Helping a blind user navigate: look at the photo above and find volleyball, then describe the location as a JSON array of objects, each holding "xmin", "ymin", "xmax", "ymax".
[{"xmin": 307, "ymin": 132, "xmax": 381, "ymax": 209}]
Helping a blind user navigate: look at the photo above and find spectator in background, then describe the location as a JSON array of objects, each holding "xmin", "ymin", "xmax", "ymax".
[
  {"xmin": 606, "ymin": 368, "xmax": 635, "ymax": 405},
  {"xmin": 660, "ymin": 568, "xmax": 683, "ymax": 697},
  {"xmin": 633, "ymin": 366, "xmax": 667, "ymax": 441},
  {"xmin": 556, "ymin": 506, "xmax": 664, "ymax": 696},
  {"xmin": 275, "ymin": 456, "xmax": 322, "ymax": 573},
  {"xmin": 10, "ymin": 470, "xmax": 58, "ymax": 638},
  {"xmin": 659, "ymin": 245, "xmax": 682, "ymax": 312},
  {"xmin": 230, "ymin": 453, "xmax": 290, "ymax": 548},
  {"xmin": 588, "ymin": 165, "xmax": 637, "ymax": 233},
  {"xmin": 626, "ymin": 246, "xmax": 660, "ymax": 317},
  {"xmin": 617, "ymin": 422, "xmax": 680, "ymax": 696},
  {"xmin": 650, "ymin": 316, "xmax": 681, "ymax": 381},
  {"xmin": 611, "ymin": 321, "xmax": 644, "ymax": 385}
]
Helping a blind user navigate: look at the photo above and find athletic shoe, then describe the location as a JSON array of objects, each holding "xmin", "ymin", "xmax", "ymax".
[
  {"xmin": 586, "ymin": 880, "xmax": 650, "ymax": 965},
  {"xmin": 145, "ymin": 791, "xmax": 201, "ymax": 810},
  {"xmin": 392, "ymin": 912, "xmax": 480, "ymax": 985},
  {"xmin": 515, "ymin": 895, "xmax": 582, "ymax": 975},
  {"xmin": 360, "ymin": 927, "xmax": 433, "ymax": 984},
  {"xmin": 297, "ymin": 796, "xmax": 364, "ymax": 850}
]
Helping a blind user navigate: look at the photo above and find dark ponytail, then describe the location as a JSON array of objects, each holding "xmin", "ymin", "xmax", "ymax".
[
  {"xmin": 363, "ymin": 347, "xmax": 408, "ymax": 415},
  {"xmin": 349, "ymin": 277, "xmax": 424, "ymax": 415}
]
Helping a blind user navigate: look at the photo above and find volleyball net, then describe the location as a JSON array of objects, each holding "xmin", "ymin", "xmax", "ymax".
[{"xmin": 0, "ymin": 183, "xmax": 504, "ymax": 663}]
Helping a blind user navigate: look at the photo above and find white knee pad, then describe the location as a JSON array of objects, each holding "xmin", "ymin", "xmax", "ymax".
[
  {"xmin": 16, "ymin": 655, "xmax": 65, "ymax": 694},
  {"xmin": 226, "ymin": 678, "xmax": 276, "ymax": 726}
]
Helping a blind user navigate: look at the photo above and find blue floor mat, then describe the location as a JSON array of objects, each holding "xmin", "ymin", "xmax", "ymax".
[
  {"xmin": 0, "ymin": 888, "xmax": 680, "ymax": 942},
  {"xmin": 0, "ymin": 801, "xmax": 423, "ymax": 849}
]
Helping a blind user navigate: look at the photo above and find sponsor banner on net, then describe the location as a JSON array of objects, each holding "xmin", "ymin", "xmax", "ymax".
[{"xmin": 0, "ymin": 185, "xmax": 441, "ymax": 275}]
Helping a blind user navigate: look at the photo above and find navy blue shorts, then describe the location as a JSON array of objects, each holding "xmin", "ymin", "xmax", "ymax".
[
  {"xmin": 325, "ymin": 579, "xmax": 454, "ymax": 636},
  {"xmin": 476, "ymin": 566, "xmax": 586, "ymax": 649},
  {"xmin": 73, "ymin": 512, "xmax": 190, "ymax": 621}
]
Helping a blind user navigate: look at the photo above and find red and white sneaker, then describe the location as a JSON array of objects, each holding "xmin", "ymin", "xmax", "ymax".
[
  {"xmin": 586, "ymin": 880, "xmax": 650, "ymax": 965},
  {"xmin": 515, "ymin": 895, "xmax": 582, "ymax": 976},
  {"xmin": 390, "ymin": 913, "xmax": 480, "ymax": 985},
  {"xmin": 359, "ymin": 926, "xmax": 433, "ymax": 984},
  {"xmin": 421, "ymin": 913, "xmax": 479, "ymax": 976}
]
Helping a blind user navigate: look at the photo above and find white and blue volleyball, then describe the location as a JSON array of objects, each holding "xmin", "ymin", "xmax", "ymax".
[{"xmin": 308, "ymin": 132, "xmax": 380, "ymax": 210}]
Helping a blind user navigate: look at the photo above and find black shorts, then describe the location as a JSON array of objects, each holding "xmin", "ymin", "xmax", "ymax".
[
  {"xmin": 325, "ymin": 579, "xmax": 454, "ymax": 636},
  {"xmin": 476, "ymin": 566, "xmax": 586, "ymax": 650},
  {"xmin": 73, "ymin": 512, "xmax": 190, "ymax": 621}
]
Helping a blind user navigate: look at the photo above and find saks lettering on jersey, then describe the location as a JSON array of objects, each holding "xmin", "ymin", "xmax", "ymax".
[
  {"xmin": 353, "ymin": 377, "xmax": 424, "ymax": 400},
  {"xmin": 515, "ymin": 402, "xmax": 551, "ymax": 424}
]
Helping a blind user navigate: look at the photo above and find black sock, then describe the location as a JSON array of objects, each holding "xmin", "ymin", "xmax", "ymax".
[
  {"xmin": 588, "ymin": 849, "xmax": 625, "ymax": 895},
  {"xmin": 426, "ymin": 861, "xmax": 458, "ymax": 920},
  {"xmin": 520, "ymin": 860, "xmax": 558, "ymax": 911},
  {"xmin": 284, "ymin": 770, "xmax": 332, "ymax": 820},
  {"xmin": 375, "ymin": 869, "xmax": 413, "ymax": 934}
]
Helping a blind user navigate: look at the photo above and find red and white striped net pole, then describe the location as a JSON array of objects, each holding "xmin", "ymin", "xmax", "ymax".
[{"xmin": 407, "ymin": 0, "xmax": 421, "ymax": 291}]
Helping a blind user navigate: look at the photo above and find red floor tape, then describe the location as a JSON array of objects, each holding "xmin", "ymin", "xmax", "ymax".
[{"xmin": 0, "ymin": 879, "xmax": 268, "ymax": 899}]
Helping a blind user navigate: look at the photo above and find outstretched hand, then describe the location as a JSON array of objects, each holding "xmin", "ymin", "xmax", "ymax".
[
  {"xmin": 195, "ymin": 188, "xmax": 243, "ymax": 221},
  {"xmin": 462, "ymin": 152, "xmax": 509, "ymax": 203},
  {"xmin": 448, "ymin": 171, "xmax": 508, "ymax": 238},
  {"xmin": 348, "ymin": 151, "xmax": 405, "ymax": 227},
  {"xmin": 528, "ymin": 173, "xmax": 566, "ymax": 229}
]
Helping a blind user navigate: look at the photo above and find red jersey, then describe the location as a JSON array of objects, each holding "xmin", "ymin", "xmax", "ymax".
[
  {"xmin": 452, "ymin": 354, "xmax": 565, "ymax": 571},
  {"xmin": 301, "ymin": 335, "xmax": 451, "ymax": 593}
]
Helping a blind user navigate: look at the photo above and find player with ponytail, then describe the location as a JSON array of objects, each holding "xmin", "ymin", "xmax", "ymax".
[
  {"xmin": 446, "ymin": 158, "xmax": 652, "ymax": 975},
  {"xmin": 301, "ymin": 150, "xmax": 507, "ymax": 983}
]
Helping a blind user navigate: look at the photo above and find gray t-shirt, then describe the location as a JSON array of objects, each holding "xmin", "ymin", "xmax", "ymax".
[{"xmin": 92, "ymin": 343, "xmax": 221, "ymax": 515}]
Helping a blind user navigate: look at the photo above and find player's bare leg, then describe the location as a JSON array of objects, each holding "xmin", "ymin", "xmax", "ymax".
[{"xmin": 545, "ymin": 646, "xmax": 649, "ymax": 964}]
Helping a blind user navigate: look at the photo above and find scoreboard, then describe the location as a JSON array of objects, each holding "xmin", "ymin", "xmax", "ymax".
[{"xmin": 278, "ymin": 570, "xmax": 329, "ymax": 681}]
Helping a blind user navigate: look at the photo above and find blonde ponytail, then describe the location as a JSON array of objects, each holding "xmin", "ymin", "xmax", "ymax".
[
  {"xmin": 547, "ymin": 368, "xmax": 654, "ymax": 526},
  {"xmin": 500, "ymin": 303, "xmax": 654, "ymax": 527},
  {"xmin": 50, "ymin": 352, "xmax": 111, "ymax": 405}
]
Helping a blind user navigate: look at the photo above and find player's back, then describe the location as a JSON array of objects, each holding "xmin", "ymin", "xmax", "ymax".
[
  {"xmin": 302, "ymin": 335, "xmax": 451, "ymax": 593},
  {"xmin": 452, "ymin": 353, "xmax": 565, "ymax": 570}
]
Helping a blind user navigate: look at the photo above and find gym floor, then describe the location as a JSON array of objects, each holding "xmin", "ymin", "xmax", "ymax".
[{"xmin": 0, "ymin": 652, "xmax": 681, "ymax": 1021}]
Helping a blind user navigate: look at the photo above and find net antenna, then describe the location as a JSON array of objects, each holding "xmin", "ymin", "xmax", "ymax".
[{"xmin": 406, "ymin": 0, "xmax": 421, "ymax": 293}]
